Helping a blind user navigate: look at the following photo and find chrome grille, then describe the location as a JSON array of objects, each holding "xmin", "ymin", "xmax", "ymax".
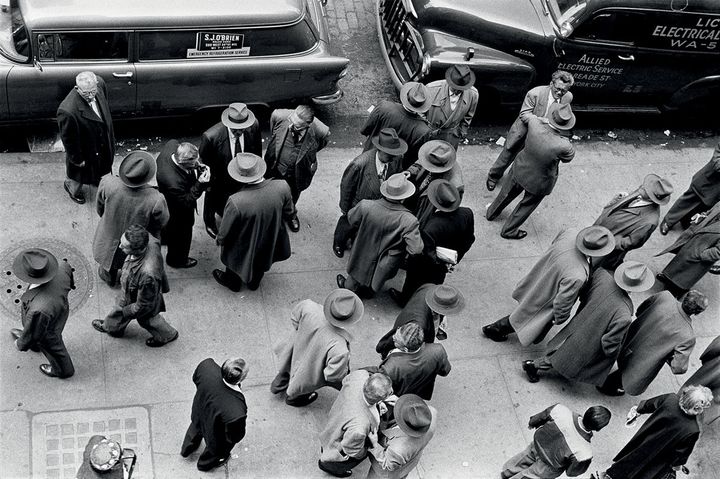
[{"xmin": 379, "ymin": 0, "xmax": 423, "ymax": 82}]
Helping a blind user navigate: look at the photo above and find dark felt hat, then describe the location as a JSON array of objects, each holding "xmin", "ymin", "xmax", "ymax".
[
  {"xmin": 395, "ymin": 394, "xmax": 433, "ymax": 437},
  {"xmin": 425, "ymin": 284, "xmax": 465, "ymax": 315},
  {"xmin": 642, "ymin": 174, "xmax": 673, "ymax": 205},
  {"xmin": 548, "ymin": 102, "xmax": 576, "ymax": 131},
  {"xmin": 426, "ymin": 179, "xmax": 461, "ymax": 212},
  {"xmin": 418, "ymin": 140, "xmax": 456, "ymax": 173},
  {"xmin": 323, "ymin": 288, "xmax": 364, "ymax": 328},
  {"xmin": 12, "ymin": 248, "xmax": 58, "ymax": 284},
  {"xmin": 399, "ymin": 82, "xmax": 432, "ymax": 113},
  {"xmin": 119, "ymin": 151, "xmax": 156, "ymax": 187},
  {"xmin": 614, "ymin": 261, "xmax": 655, "ymax": 292},
  {"xmin": 372, "ymin": 128, "xmax": 408, "ymax": 155},
  {"xmin": 575, "ymin": 226, "xmax": 616, "ymax": 257},
  {"xmin": 445, "ymin": 65, "xmax": 475, "ymax": 91}
]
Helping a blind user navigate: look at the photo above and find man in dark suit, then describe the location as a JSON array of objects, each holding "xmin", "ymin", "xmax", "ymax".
[
  {"xmin": 156, "ymin": 141, "xmax": 211, "ymax": 269},
  {"xmin": 333, "ymin": 128, "xmax": 406, "ymax": 258},
  {"xmin": 57, "ymin": 71, "xmax": 115, "ymax": 204},
  {"xmin": 264, "ymin": 105, "xmax": 330, "ymax": 232},
  {"xmin": 11, "ymin": 248, "xmax": 75, "ymax": 378},
  {"xmin": 199, "ymin": 103, "xmax": 262, "ymax": 238},
  {"xmin": 486, "ymin": 103, "xmax": 576, "ymax": 240},
  {"xmin": 181, "ymin": 357, "xmax": 248, "ymax": 471},
  {"xmin": 661, "ymin": 141, "xmax": 720, "ymax": 234}
]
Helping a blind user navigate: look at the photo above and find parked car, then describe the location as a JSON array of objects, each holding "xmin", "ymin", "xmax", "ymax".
[
  {"xmin": 376, "ymin": 0, "xmax": 720, "ymax": 112},
  {"xmin": 0, "ymin": 0, "xmax": 349, "ymax": 123}
]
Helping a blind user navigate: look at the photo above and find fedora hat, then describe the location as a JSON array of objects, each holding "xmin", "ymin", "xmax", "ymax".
[
  {"xmin": 445, "ymin": 65, "xmax": 475, "ymax": 91},
  {"xmin": 426, "ymin": 179, "xmax": 461, "ymax": 212},
  {"xmin": 13, "ymin": 248, "xmax": 58, "ymax": 284},
  {"xmin": 221, "ymin": 102, "xmax": 256, "ymax": 130},
  {"xmin": 399, "ymin": 82, "xmax": 432, "ymax": 113},
  {"xmin": 575, "ymin": 226, "xmax": 616, "ymax": 257},
  {"xmin": 323, "ymin": 288, "xmax": 364, "ymax": 328},
  {"xmin": 394, "ymin": 394, "xmax": 433, "ymax": 437},
  {"xmin": 547, "ymin": 102, "xmax": 576, "ymax": 131},
  {"xmin": 642, "ymin": 174, "xmax": 673, "ymax": 205},
  {"xmin": 227, "ymin": 152, "xmax": 267, "ymax": 183},
  {"xmin": 372, "ymin": 128, "xmax": 408, "ymax": 155},
  {"xmin": 425, "ymin": 284, "xmax": 465, "ymax": 315},
  {"xmin": 614, "ymin": 261, "xmax": 655, "ymax": 292},
  {"xmin": 418, "ymin": 140, "xmax": 456, "ymax": 173},
  {"xmin": 380, "ymin": 173, "xmax": 416, "ymax": 200},
  {"xmin": 119, "ymin": 151, "xmax": 156, "ymax": 187}
]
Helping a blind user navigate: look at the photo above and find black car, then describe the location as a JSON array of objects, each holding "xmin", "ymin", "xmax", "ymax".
[{"xmin": 376, "ymin": 0, "xmax": 720, "ymax": 112}]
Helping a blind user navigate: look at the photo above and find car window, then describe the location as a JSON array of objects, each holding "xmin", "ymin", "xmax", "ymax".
[
  {"xmin": 138, "ymin": 22, "xmax": 317, "ymax": 61},
  {"xmin": 572, "ymin": 11, "xmax": 644, "ymax": 45},
  {"xmin": 0, "ymin": 0, "xmax": 30, "ymax": 62},
  {"xmin": 36, "ymin": 31, "xmax": 129, "ymax": 62}
]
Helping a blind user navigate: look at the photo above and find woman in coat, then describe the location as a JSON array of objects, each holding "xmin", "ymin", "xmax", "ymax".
[{"xmin": 682, "ymin": 335, "xmax": 720, "ymax": 425}]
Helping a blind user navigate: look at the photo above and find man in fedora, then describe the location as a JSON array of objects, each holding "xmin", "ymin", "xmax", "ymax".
[
  {"xmin": 337, "ymin": 173, "xmax": 423, "ymax": 296},
  {"xmin": 377, "ymin": 284, "xmax": 465, "ymax": 357},
  {"xmin": 58, "ymin": 71, "xmax": 115, "ymax": 204},
  {"xmin": 333, "ymin": 128, "xmax": 406, "ymax": 258},
  {"xmin": 264, "ymin": 105, "xmax": 330, "ymax": 232},
  {"xmin": 214, "ymin": 153, "xmax": 295, "ymax": 292},
  {"xmin": 93, "ymin": 224, "xmax": 179, "ymax": 347},
  {"xmin": 11, "ymin": 248, "xmax": 75, "ymax": 378},
  {"xmin": 93, "ymin": 150, "xmax": 169, "ymax": 287},
  {"xmin": 361, "ymin": 82, "xmax": 433, "ymax": 168},
  {"xmin": 522, "ymin": 261, "xmax": 654, "ymax": 385},
  {"xmin": 592, "ymin": 174, "xmax": 673, "ymax": 271},
  {"xmin": 486, "ymin": 102, "xmax": 576, "ymax": 240},
  {"xmin": 200, "ymin": 102, "xmax": 261, "ymax": 238},
  {"xmin": 487, "ymin": 70, "xmax": 574, "ymax": 191},
  {"xmin": 682, "ymin": 335, "xmax": 720, "ymax": 425},
  {"xmin": 660, "ymin": 141, "xmax": 720, "ymax": 235},
  {"xmin": 271, "ymin": 289, "xmax": 363, "ymax": 407},
  {"xmin": 156, "ymin": 140, "xmax": 211, "ymax": 269},
  {"xmin": 390, "ymin": 180, "xmax": 475, "ymax": 306},
  {"xmin": 367, "ymin": 394, "xmax": 437, "ymax": 479},
  {"xmin": 597, "ymin": 289, "xmax": 706, "ymax": 396},
  {"xmin": 483, "ymin": 226, "xmax": 615, "ymax": 345},
  {"xmin": 425, "ymin": 65, "xmax": 479, "ymax": 148}
]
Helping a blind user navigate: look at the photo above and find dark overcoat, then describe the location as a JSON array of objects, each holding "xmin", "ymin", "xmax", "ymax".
[
  {"xmin": 217, "ymin": 180, "xmax": 295, "ymax": 283},
  {"xmin": 376, "ymin": 284, "xmax": 437, "ymax": 357},
  {"xmin": 682, "ymin": 335, "xmax": 720, "ymax": 424},
  {"xmin": 339, "ymin": 149, "xmax": 402, "ymax": 213},
  {"xmin": 378, "ymin": 343, "xmax": 451, "ymax": 400},
  {"xmin": 57, "ymin": 76, "xmax": 115, "ymax": 185},
  {"xmin": 689, "ymin": 142, "xmax": 720, "ymax": 206},
  {"xmin": 156, "ymin": 139, "xmax": 207, "ymax": 232},
  {"xmin": 118, "ymin": 238, "xmax": 170, "ymax": 321},
  {"xmin": 546, "ymin": 268, "xmax": 633, "ymax": 385}
]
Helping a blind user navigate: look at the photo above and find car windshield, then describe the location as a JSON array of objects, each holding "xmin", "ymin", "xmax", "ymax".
[{"xmin": 0, "ymin": 0, "xmax": 30, "ymax": 62}]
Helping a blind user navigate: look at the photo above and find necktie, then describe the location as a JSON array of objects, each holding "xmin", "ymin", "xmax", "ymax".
[
  {"xmin": 379, "ymin": 164, "xmax": 387, "ymax": 181},
  {"xmin": 90, "ymin": 99, "xmax": 101, "ymax": 119},
  {"xmin": 292, "ymin": 129, "xmax": 300, "ymax": 144},
  {"xmin": 234, "ymin": 134, "xmax": 242, "ymax": 155}
]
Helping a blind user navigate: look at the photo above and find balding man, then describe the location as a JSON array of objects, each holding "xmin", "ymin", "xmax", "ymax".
[{"xmin": 57, "ymin": 71, "xmax": 115, "ymax": 204}]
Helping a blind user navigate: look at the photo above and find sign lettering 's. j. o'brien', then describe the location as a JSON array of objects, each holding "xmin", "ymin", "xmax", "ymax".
[
  {"xmin": 187, "ymin": 32, "xmax": 251, "ymax": 58},
  {"xmin": 557, "ymin": 54, "xmax": 623, "ymax": 89},
  {"xmin": 651, "ymin": 16, "xmax": 720, "ymax": 51}
]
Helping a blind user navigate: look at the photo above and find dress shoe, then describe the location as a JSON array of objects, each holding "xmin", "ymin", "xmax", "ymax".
[
  {"xmin": 63, "ymin": 182, "xmax": 86, "ymax": 204},
  {"xmin": 285, "ymin": 392, "xmax": 319, "ymax": 407},
  {"xmin": 167, "ymin": 257, "xmax": 198, "ymax": 269},
  {"xmin": 486, "ymin": 177, "xmax": 497, "ymax": 191},
  {"xmin": 522, "ymin": 360, "xmax": 540, "ymax": 383},
  {"xmin": 388, "ymin": 288, "xmax": 407, "ymax": 307},
  {"xmin": 595, "ymin": 384, "xmax": 625, "ymax": 396},
  {"xmin": 482, "ymin": 323, "xmax": 508, "ymax": 342},
  {"xmin": 146, "ymin": 331, "xmax": 179, "ymax": 348},
  {"xmin": 336, "ymin": 274, "xmax": 346, "ymax": 289},
  {"xmin": 659, "ymin": 221, "xmax": 669, "ymax": 235},
  {"xmin": 39, "ymin": 364, "xmax": 58, "ymax": 377},
  {"xmin": 288, "ymin": 216, "xmax": 301, "ymax": 232},
  {"xmin": 197, "ymin": 455, "xmax": 229, "ymax": 472},
  {"xmin": 10, "ymin": 328, "xmax": 22, "ymax": 341},
  {"xmin": 180, "ymin": 442, "xmax": 199, "ymax": 458},
  {"xmin": 333, "ymin": 245, "xmax": 344, "ymax": 258},
  {"xmin": 318, "ymin": 460, "xmax": 352, "ymax": 478},
  {"xmin": 501, "ymin": 230, "xmax": 528, "ymax": 240},
  {"xmin": 213, "ymin": 269, "xmax": 241, "ymax": 292},
  {"xmin": 92, "ymin": 319, "xmax": 124, "ymax": 338},
  {"xmin": 205, "ymin": 226, "xmax": 218, "ymax": 239}
]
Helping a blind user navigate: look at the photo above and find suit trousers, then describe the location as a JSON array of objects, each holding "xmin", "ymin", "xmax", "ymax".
[
  {"xmin": 38, "ymin": 336, "xmax": 75, "ymax": 378},
  {"xmin": 501, "ymin": 443, "xmax": 565, "ymax": 479},
  {"xmin": 102, "ymin": 306, "xmax": 178, "ymax": 342},
  {"xmin": 663, "ymin": 187, "xmax": 709, "ymax": 229},
  {"xmin": 203, "ymin": 190, "xmax": 219, "ymax": 231},
  {"xmin": 488, "ymin": 141, "xmax": 523, "ymax": 182},
  {"xmin": 486, "ymin": 177, "xmax": 545, "ymax": 235},
  {"xmin": 164, "ymin": 211, "xmax": 194, "ymax": 266},
  {"xmin": 181, "ymin": 421, "xmax": 232, "ymax": 471},
  {"xmin": 333, "ymin": 214, "xmax": 357, "ymax": 250}
]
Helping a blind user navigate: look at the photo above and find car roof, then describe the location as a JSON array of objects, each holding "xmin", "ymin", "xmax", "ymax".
[
  {"xmin": 18, "ymin": 0, "xmax": 306, "ymax": 31},
  {"xmin": 585, "ymin": 0, "xmax": 719, "ymax": 14}
]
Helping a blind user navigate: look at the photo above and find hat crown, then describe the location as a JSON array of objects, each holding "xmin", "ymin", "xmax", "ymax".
[
  {"xmin": 552, "ymin": 103, "xmax": 573, "ymax": 125},
  {"xmin": 22, "ymin": 251, "xmax": 49, "ymax": 278},
  {"xmin": 433, "ymin": 285, "xmax": 460, "ymax": 307},
  {"xmin": 406, "ymin": 83, "xmax": 428, "ymax": 107},
  {"xmin": 228, "ymin": 103, "xmax": 250, "ymax": 123},
  {"xmin": 623, "ymin": 262, "xmax": 648, "ymax": 285},
  {"xmin": 236, "ymin": 155, "xmax": 261, "ymax": 177},
  {"xmin": 582, "ymin": 229, "xmax": 610, "ymax": 250},
  {"xmin": 123, "ymin": 157, "xmax": 150, "ymax": 181},
  {"xmin": 424, "ymin": 141, "xmax": 456, "ymax": 168},
  {"xmin": 436, "ymin": 182, "xmax": 459, "ymax": 208},
  {"xmin": 377, "ymin": 128, "xmax": 402, "ymax": 149},
  {"xmin": 447, "ymin": 65, "xmax": 473, "ymax": 88},
  {"xmin": 403, "ymin": 403, "xmax": 432, "ymax": 430},
  {"xmin": 383, "ymin": 173, "xmax": 413, "ymax": 198},
  {"xmin": 644, "ymin": 175, "xmax": 674, "ymax": 202},
  {"xmin": 329, "ymin": 294, "xmax": 357, "ymax": 322}
]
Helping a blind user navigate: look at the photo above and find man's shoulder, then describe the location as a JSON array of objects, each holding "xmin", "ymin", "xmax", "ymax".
[
  {"xmin": 350, "ymin": 149, "xmax": 376, "ymax": 166},
  {"xmin": 203, "ymin": 122, "xmax": 226, "ymax": 140}
]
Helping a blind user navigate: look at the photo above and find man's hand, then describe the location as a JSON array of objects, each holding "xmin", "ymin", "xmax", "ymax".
[
  {"xmin": 368, "ymin": 429, "xmax": 379, "ymax": 447},
  {"xmin": 198, "ymin": 165, "xmax": 211, "ymax": 183}
]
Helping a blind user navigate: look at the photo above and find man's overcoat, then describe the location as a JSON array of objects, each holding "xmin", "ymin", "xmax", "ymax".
[
  {"xmin": 689, "ymin": 142, "xmax": 720, "ymax": 206},
  {"xmin": 339, "ymin": 149, "xmax": 402, "ymax": 213},
  {"xmin": 682, "ymin": 335, "xmax": 720, "ymax": 424},
  {"xmin": 360, "ymin": 101, "xmax": 431, "ymax": 168},
  {"xmin": 376, "ymin": 284, "xmax": 437, "ymax": 357},
  {"xmin": 425, "ymin": 80, "xmax": 478, "ymax": 146}
]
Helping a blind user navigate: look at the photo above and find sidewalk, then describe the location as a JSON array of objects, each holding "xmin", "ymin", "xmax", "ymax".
[{"xmin": 0, "ymin": 141, "xmax": 718, "ymax": 478}]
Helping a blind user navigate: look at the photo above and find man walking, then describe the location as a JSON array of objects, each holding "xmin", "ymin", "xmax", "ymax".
[
  {"xmin": 271, "ymin": 289, "xmax": 364, "ymax": 407},
  {"xmin": 10, "ymin": 248, "xmax": 75, "ymax": 378},
  {"xmin": 425, "ymin": 65, "xmax": 478, "ymax": 148},
  {"xmin": 264, "ymin": 105, "xmax": 330, "ymax": 232},
  {"xmin": 682, "ymin": 335, "xmax": 720, "ymax": 424},
  {"xmin": 93, "ymin": 151, "xmax": 169, "ymax": 286},
  {"xmin": 92, "ymin": 225, "xmax": 179, "ymax": 347},
  {"xmin": 57, "ymin": 71, "xmax": 115, "ymax": 204},
  {"xmin": 486, "ymin": 103, "xmax": 576, "ymax": 239},
  {"xmin": 181, "ymin": 357, "xmax": 249, "ymax": 471},
  {"xmin": 214, "ymin": 153, "xmax": 295, "ymax": 292},
  {"xmin": 156, "ymin": 140, "xmax": 210, "ymax": 269}
]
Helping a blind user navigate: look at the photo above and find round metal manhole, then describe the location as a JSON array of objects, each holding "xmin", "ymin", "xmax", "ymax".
[{"xmin": 0, "ymin": 238, "xmax": 94, "ymax": 321}]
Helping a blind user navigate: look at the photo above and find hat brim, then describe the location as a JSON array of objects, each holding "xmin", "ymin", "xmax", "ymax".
[
  {"xmin": 417, "ymin": 141, "xmax": 456, "ymax": 173},
  {"xmin": 642, "ymin": 174, "xmax": 671, "ymax": 205},
  {"xmin": 575, "ymin": 227, "xmax": 616, "ymax": 257},
  {"xmin": 394, "ymin": 394, "xmax": 431, "ymax": 437},
  {"xmin": 221, "ymin": 107, "xmax": 256, "ymax": 130},
  {"xmin": 425, "ymin": 287, "xmax": 465, "ymax": 315},
  {"xmin": 12, "ymin": 248, "xmax": 59, "ymax": 284},
  {"xmin": 372, "ymin": 136, "xmax": 408, "ymax": 155},
  {"xmin": 399, "ymin": 83, "xmax": 432, "ymax": 113},
  {"xmin": 426, "ymin": 180, "xmax": 461, "ymax": 212},
  {"xmin": 227, "ymin": 155, "xmax": 267, "ymax": 183},
  {"xmin": 445, "ymin": 69, "xmax": 475, "ymax": 91},
  {"xmin": 379, "ymin": 181, "xmax": 416, "ymax": 201},
  {"xmin": 119, "ymin": 151, "xmax": 157, "ymax": 188},
  {"xmin": 323, "ymin": 288, "xmax": 364, "ymax": 328},
  {"xmin": 614, "ymin": 264, "xmax": 655, "ymax": 292}
]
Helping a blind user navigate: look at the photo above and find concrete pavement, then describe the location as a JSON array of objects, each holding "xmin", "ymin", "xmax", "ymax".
[{"xmin": 0, "ymin": 140, "xmax": 718, "ymax": 478}]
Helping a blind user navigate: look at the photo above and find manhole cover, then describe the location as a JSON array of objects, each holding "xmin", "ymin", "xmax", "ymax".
[{"xmin": 0, "ymin": 238, "xmax": 94, "ymax": 321}]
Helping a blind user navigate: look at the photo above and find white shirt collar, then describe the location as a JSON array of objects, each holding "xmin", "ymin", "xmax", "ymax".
[{"xmin": 223, "ymin": 379, "xmax": 242, "ymax": 393}]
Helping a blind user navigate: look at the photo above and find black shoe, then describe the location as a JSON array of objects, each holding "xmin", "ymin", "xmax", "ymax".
[
  {"xmin": 388, "ymin": 288, "xmax": 407, "ymax": 307},
  {"xmin": 595, "ymin": 384, "xmax": 625, "ymax": 396},
  {"xmin": 146, "ymin": 331, "xmax": 179, "ymax": 348},
  {"xmin": 180, "ymin": 442, "xmax": 199, "ymax": 458},
  {"xmin": 486, "ymin": 177, "xmax": 497, "ymax": 191},
  {"xmin": 213, "ymin": 269, "xmax": 241, "ymax": 292},
  {"xmin": 39, "ymin": 364, "xmax": 58, "ymax": 377},
  {"xmin": 318, "ymin": 460, "xmax": 352, "ymax": 478},
  {"xmin": 63, "ymin": 182, "xmax": 85, "ymax": 204},
  {"xmin": 333, "ymin": 245, "xmax": 344, "ymax": 258},
  {"xmin": 501, "ymin": 230, "xmax": 528, "ymax": 240},
  {"xmin": 286, "ymin": 392, "xmax": 319, "ymax": 407},
  {"xmin": 288, "ymin": 216, "xmax": 300, "ymax": 232},
  {"xmin": 167, "ymin": 257, "xmax": 198, "ymax": 269},
  {"xmin": 522, "ymin": 360, "xmax": 540, "ymax": 383},
  {"xmin": 482, "ymin": 323, "xmax": 508, "ymax": 342},
  {"xmin": 336, "ymin": 274, "xmax": 346, "ymax": 289},
  {"xmin": 205, "ymin": 226, "xmax": 218, "ymax": 239},
  {"xmin": 197, "ymin": 455, "xmax": 229, "ymax": 472}
]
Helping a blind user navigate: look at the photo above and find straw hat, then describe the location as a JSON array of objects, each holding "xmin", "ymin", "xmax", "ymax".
[
  {"xmin": 227, "ymin": 153, "xmax": 267, "ymax": 184},
  {"xmin": 614, "ymin": 261, "xmax": 654, "ymax": 292},
  {"xmin": 548, "ymin": 102, "xmax": 576, "ymax": 131},
  {"xmin": 221, "ymin": 102, "xmax": 256, "ymax": 130},
  {"xmin": 380, "ymin": 173, "xmax": 416, "ymax": 200},
  {"xmin": 418, "ymin": 140, "xmax": 456, "ymax": 173},
  {"xmin": 425, "ymin": 284, "xmax": 465, "ymax": 315}
]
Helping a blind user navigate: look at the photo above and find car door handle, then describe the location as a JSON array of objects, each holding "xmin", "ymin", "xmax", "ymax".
[
  {"xmin": 112, "ymin": 71, "xmax": 133, "ymax": 78},
  {"xmin": 617, "ymin": 54, "xmax": 635, "ymax": 61}
]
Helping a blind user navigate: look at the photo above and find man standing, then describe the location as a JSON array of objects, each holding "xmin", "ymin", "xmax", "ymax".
[
  {"xmin": 181, "ymin": 357, "xmax": 248, "ymax": 471},
  {"xmin": 156, "ymin": 140, "xmax": 210, "ymax": 269},
  {"xmin": 92, "ymin": 225, "xmax": 179, "ymax": 347},
  {"xmin": 199, "ymin": 103, "xmax": 261, "ymax": 238},
  {"xmin": 271, "ymin": 289, "xmax": 364, "ymax": 407},
  {"xmin": 598, "ymin": 290, "xmax": 706, "ymax": 396},
  {"xmin": 361, "ymin": 82, "xmax": 433, "ymax": 168},
  {"xmin": 593, "ymin": 174, "xmax": 673, "ymax": 270},
  {"xmin": 333, "ymin": 128, "xmax": 406, "ymax": 258},
  {"xmin": 482, "ymin": 226, "xmax": 615, "ymax": 345},
  {"xmin": 661, "ymin": 141, "xmax": 720, "ymax": 234},
  {"xmin": 522, "ymin": 262, "xmax": 654, "ymax": 384},
  {"xmin": 57, "ymin": 71, "xmax": 115, "ymax": 204},
  {"xmin": 682, "ymin": 335, "xmax": 720, "ymax": 425},
  {"xmin": 264, "ymin": 105, "xmax": 330, "ymax": 232},
  {"xmin": 425, "ymin": 65, "xmax": 478, "ymax": 148},
  {"xmin": 214, "ymin": 153, "xmax": 295, "ymax": 292},
  {"xmin": 93, "ymin": 151, "xmax": 169, "ymax": 286},
  {"xmin": 10, "ymin": 248, "xmax": 75, "ymax": 378},
  {"xmin": 501, "ymin": 404, "xmax": 610, "ymax": 479},
  {"xmin": 487, "ymin": 70, "xmax": 574, "ymax": 191},
  {"xmin": 486, "ymin": 103, "xmax": 576, "ymax": 240},
  {"xmin": 336, "ymin": 173, "xmax": 423, "ymax": 296},
  {"xmin": 318, "ymin": 370, "xmax": 394, "ymax": 477}
]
